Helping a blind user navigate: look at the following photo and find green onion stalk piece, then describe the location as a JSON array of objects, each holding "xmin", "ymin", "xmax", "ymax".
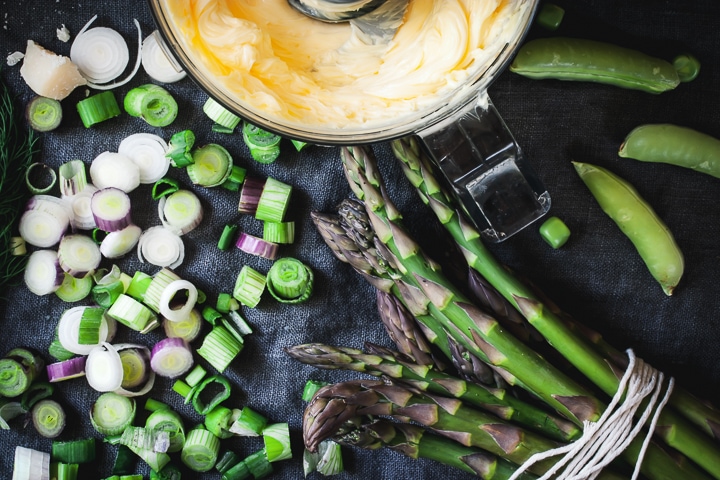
[
  {"xmin": 0, "ymin": 399, "xmax": 26, "ymax": 429},
  {"xmin": 124, "ymin": 84, "xmax": 178, "ymax": 128},
  {"xmin": 242, "ymin": 122, "xmax": 281, "ymax": 164},
  {"xmin": 266, "ymin": 257, "xmax": 313, "ymax": 304},
  {"xmin": 222, "ymin": 457, "xmax": 252, "ymax": 480},
  {"xmin": 52, "ymin": 438, "xmax": 96, "ymax": 464},
  {"xmin": 91, "ymin": 279, "xmax": 125, "ymax": 307},
  {"xmin": 125, "ymin": 270, "xmax": 153, "ymax": 303},
  {"xmin": 0, "ymin": 348, "xmax": 44, "ymax": 397},
  {"xmin": 78, "ymin": 306, "xmax": 103, "ymax": 345},
  {"xmin": 31, "ymin": 399, "xmax": 66, "ymax": 438},
  {"xmin": 218, "ymin": 224, "xmax": 239, "ymax": 251},
  {"xmin": 120, "ymin": 426, "xmax": 171, "ymax": 453},
  {"xmin": 262, "ymin": 423, "xmax": 292, "ymax": 462},
  {"xmin": 302, "ymin": 380, "xmax": 330, "ymax": 402},
  {"xmin": 58, "ymin": 159, "xmax": 87, "ymax": 196},
  {"xmin": 127, "ymin": 444, "xmax": 171, "ymax": 472},
  {"xmin": 55, "ymin": 272, "xmax": 93, "ymax": 303},
  {"xmin": 191, "ymin": 374, "xmax": 232, "ymax": 415},
  {"xmin": 203, "ymin": 97, "xmax": 241, "ymax": 130},
  {"xmin": 291, "ymin": 139, "xmax": 308, "ymax": 152},
  {"xmin": 25, "ymin": 162, "xmax": 57, "ymax": 194},
  {"xmin": 215, "ymin": 292, "xmax": 237, "ymax": 313},
  {"xmin": 184, "ymin": 364, "xmax": 207, "ymax": 389},
  {"xmin": 52, "ymin": 462, "xmax": 79, "ymax": 480},
  {"xmin": 255, "ymin": 177, "xmax": 292, "ymax": 223},
  {"xmin": 172, "ymin": 379, "xmax": 193, "ymax": 401},
  {"xmin": 262, "ymin": 221, "xmax": 295, "ymax": 244},
  {"xmin": 166, "ymin": 130, "xmax": 196, "ymax": 168},
  {"xmin": 152, "ymin": 177, "xmax": 181, "ymax": 200},
  {"xmin": 91, "ymin": 392, "xmax": 137, "ymax": 436},
  {"xmin": 77, "ymin": 91, "xmax": 121, "ymax": 128},
  {"xmin": 229, "ymin": 406, "xmax": 267, "ymax": 437},
  {"xmin": 48, "ymin": 334, "xmax": 75, "ymax": 362},
  {"xmin": 143, "ymin": 268, "xmax": 182, "ymax": 313},
  {"xmin": 232, "ymin": 266, "xmax": 266, "ymax": 308},
  {"xmin": 20, "ymin": 381, "xmax": 54, "ymax": 411},
  {"xmin": 215, "ymin": 450, "xmax": 242, "ymax": 475},
  {"xmin": 242, "ymin": 449, "xmax": 273, "ymax": 478},
  {"xmin": 304, "ymin": 439, "xmax": 343, "ymax": 476},
  {"xmin": 144, "ymin": 398, "xmax": 169, "ymax": 412},
  {"xmin": 202, "ymin": 306, "xmax": 224, "ymax": 326},
  {"xmin": 146, "ymin": 408, "xmax": 186, "ymax": 454},
  {"xmin": 187, "ymin": 144, "xmax": 234, "ymax": 188},
  {"xmin": 205, "ymin": 405, "xmax": 234, "ymax": 439},
  {"xmin": 107, "ymin": 294, "xmax": 157, "ymax": 332},
  {"xmin": 26, "ymin": 96, "xmax": 62, "ymax": 132},
  {"xmin": 181, "ymin": 427, "xmax": 221, "ymax": 472}
]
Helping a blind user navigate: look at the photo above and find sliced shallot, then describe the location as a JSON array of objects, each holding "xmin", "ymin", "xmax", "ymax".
[
  {"xmin": 58, "ymin": 234, "xmax": 102, "ymax": 277},
  {"xmin": 57, "ymin": 306, "xmax": 114, "ymax": 355},
  {"xmin": 137, "ymin": 226, "xmax": 185, "ymax": 269},
  {"xmin": 141, "ymin": 30, "xmax": 186, "ymax": 84},
  {"xmin": 100, "ymin": 224, "xmax": 142, "ymax": 259},
  {"xmin": 118, "ymin": 133, "xmax": 170, "ymax": 184},
  {"xmin": 150, "ymin": 337, "xmax": 194, "ymax": 378},
  {"xmin": 89, "ymin": 151, "xmax": 140, "ymax": 193},
  {"xmin": 91, "ymin": 187, "xmax": 132, "ymax": 232},
  {"xmin": 236, "ymin": 232, "xmax": 279, "ymax": 260},
  {"xmin": 24, "ymin": 249, "xmax": 64, "ymax": 296},
  {"xmin": 85, "ymin": 342, "xmax": 123, "ymax": 392},
  {"xmin": 19, "ymin": 195, "xmax": 72, "ymax": 247},
  {"xmin": 158, "ymin": 189, "xmax": 203, "ymax": 235}
]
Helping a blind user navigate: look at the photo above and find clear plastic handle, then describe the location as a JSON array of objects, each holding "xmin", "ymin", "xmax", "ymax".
[{"xmin": 416, "ymin": 94, "xmax": 551, "ymax": 242}]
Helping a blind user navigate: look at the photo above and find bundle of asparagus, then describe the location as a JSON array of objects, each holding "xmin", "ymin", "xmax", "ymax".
[{"xmin": 289, "ymin": 141, "xmax": 720, "ymax": 479}]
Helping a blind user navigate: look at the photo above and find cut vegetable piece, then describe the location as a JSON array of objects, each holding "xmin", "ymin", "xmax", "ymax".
[
  {"xmin": 118, "ymin": 133, "xmax": 170, "ymax": 184},
  {"xmin": 190, "ymin": 374, "xmax": 231, "ymax": 415},
  {"xmin": 227, "ymin": 310, "xmax": 252, "ymax": 336},
  {"xmin": 150, "ymin": 338, "xmax": 194, "ymax": 378},
  {"xmin": 119, "ymin": 348, "xmax": 150, "ymax": 389},
  {"xmin": 539, "ymin": 216, "xmax": 571, "ymax": 248},
  {"xmin": 255, "ymin": 177, "xmax": 292, "ymax": 223},
  {"xmin": 90, "ymin": 392, "xmax": 136, "ymax": 436},
  {"xmin": 0, "ymin": 358, "xmax": 33, "ymax": 398},
  {"xmin": 187, "ymin": 144, "xmax": 234, "ymax": 187},
  {"xmin": 152, "ymin": 177, "xmax": 181, "ymax": 200},
  {"xmin": 262, "ymin": 423, "xmax": 292, "ymax": 462},
  {"xmin": 243, "ymin": 449, "xmax": 273, "ymax": 478},
  {"xmin": 262, "ymin": 221, "xmax": 295, "ymax": 244},
  {"xmin": 127, "ymin": 445, "xmax": 170, "ymax": 472},
  {"xmin": 20, "ymin": 195, "xmax": 72, "ymax": 248},
  {"xmin": 120, "ymin": 426, "xmax": 171, "ymax": 453},
  {"xmin": 111, "ymin": 445, "xmax": 137, "ymax": 476},
  {"xmin": 58, "ymin": 306, "xmax": 113, "ymax": 355},
  {"xmin": 204, "ymin": 405, "xmax": 234, "ymax": 439},
  {"xmin": 126, "ymin": 270, "xmax": 152, "ymax": 302},
  {"xmin": 196, "ymin": 326, "xmax": 243, "ymax": 373},
  {"xmin": 314, "ymin": 439, "xmax": 343, "ymax": 476},
  {"xmin": 46, "ymin": 356, "xmax": 87, "ymax": 383},
  {"xmin": 91, "ymin": 187, "xmax": 132, "ymax": 232},
  {"xmin": 237, "ymin": 176, "xmax": 265, "ymax": 215},
  {"xmin": 27, "ymin": 96, "xmax": 62, "ymax": 132},
  {"xmin": 242, "ymin": 122, "xmax": 281, "ymax": 164},
  {"xmin": 232, "ymin": 266, "xmax": 266, "ymax": 308},
  {"xmin": 163, "ymin": 308, "xmax": 203, "ymax": 342},
  {"xmin": 203, "ymin": 97, "xmax": 241, "ymax": 130},
  {"xmin": 13, "ymin": 446, "xmax": 51, "ymax": 480},
  {"xmin": 223, "ymin": 457, "xmax": 252, "ymax": 480},
  {"xmin": 217, "ymin": 224, "xmax": 238, "ymax": 251},
  {"xmin": 55, "ymin": 272, "xmax": 94, "ymax": 302},
  {"xmin": 291, "ymin": 139, "xmax": 308, "ymax": 152},
  {"xmin": 143, "ymin": 268, "xmax": 182, "ymax": 312},
  {"xmin": 215, "ymin": 450, "xmax": 242, "ymax": 475},
  {"xmin": 137, "ymin": 226, "xmax": 185, "ymax": 269},
  {"xmin": 31, "ymin": 399, "xmax": 66, "ymax": 438},
  {"xmin": 25, "ymin": 162, "xmax": 57, "ymax": 194},
  {"xmin": 20, "ymin": 381, "xmax": 54, "ymax": 412},
  {"xmin": 63, "ymin": 184, "xmax": 99, "ymax": 231},
  {"xmin": 24, "ymin": 249, "xmax": 64, "ymax": 296},
  {"xmin": 71, "ymin": 18, "xmax": 128, "ymax": 83},
  {"xmin": 146, "ymin": 408, "xmax": 185, "ymax": 453},
  {"xmin": 266, "ymin": 257, "xmax": 313, "ymax": 304},
  {"xmin": 301, "ymin": 380, "xmax": 329, "ymax": 402},
  {"xmin": 77, "ymin": 91, "xmax": 121, "ymax": 128},
  {"xmin": 166, "ymin": 130, "xmax": 195, "ymax": 168},
  {"xmin": 159, "ymin": 279, "xmax": 198, "ymax": 323},
  {"xmin": 85, "ymin": 343, "xmax": 123, "ymax": 392},
  {"xmin": 90, "ymin": 151, "xmax": 141, "ymax": 193},
  {"xmin": 181, "ymin": 427, "xmax": 220, "ymax": 472},
  {"xmin": 229, "ymin": 406, "xmax": 267, "ymax": 437},
  {"xmin": 235, "ymin": 233, "xmax": 278, "ymax": 260},
  {"xmin": 58, "ymin": 160, "xmax": 88, "ymax": 196},
  {"xmin": 107, "ymin": 294, "xmax": 157, "ymax": 332},
  {"xmin": 52, "ymin": 438, "xmax": 96, "ymax": 464},
  {"xmin": 20, "ymin": 40, "xmax": 87, "ymax": 100},
  {"xmin": 124, "ymin": 84, "xmax": 178, "ymax": 127},
  {"xmin": 159, "ymin": 189, "xmax": 203, "ymax": 235},
  {"xmin": 142, "ymin": 30, "xmax": 186, "ymax": 84},
  {"xmin": 100, "ymin": 224, "xmax": 143, "ymax": 259},
  {"xmin": 92, "ymin": 279, "xmax": 125, "ymax": 308},
  {"xmin": 58, "ymin": 234, "xmax": 101, "ymax": 278}
]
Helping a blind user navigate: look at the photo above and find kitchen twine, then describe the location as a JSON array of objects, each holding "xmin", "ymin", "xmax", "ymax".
[{"xmin": 508, "ymin": 349, "xmax": 675, "ymax": 480}]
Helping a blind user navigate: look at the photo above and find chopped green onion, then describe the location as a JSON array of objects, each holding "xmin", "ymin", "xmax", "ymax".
[
  {"xmin": 185, "ymin": 364, "xmax": 207, "ymax": 388},
  {"xmin": 119, "ymin": 348, "xmax": 151, "ymax": 389},
  {"xmin": 0, "ymin": 357, "xmax": 33, "ymax": 397},
  {"xmin": 266, "ymin": 257, "xmax": 313, "ymax": 304},
  {"xmin": 215, "ymin": 293, "xmax": 237, "ymax": 313},
  {"xmin": 262, "ymin": 221, "xmax": 295, "ymax": 244},
  {"xmin": 10, "ymin": 236, "xmax": 26, "ymax": 256},
  {"xmin": 144, "ymin": 398, "xmax": 169, "ymax": 412},
  {"xmin": 172, "ymin": 379, "xmax": 193, "ymax": 400},
  {"xmin": 58, "ymin": 160, "xmax": 88, "ymax": 196},
  {"xmin": 222, "ymin": 458, "xmax": 252, "ymax": 480},
  {"xmin": 26, "ymin": 96, "xmax": 63, "ymax": 132},
  {"xmin": 262, "ymin": 423, "xmax": 292, "ymax": 462},
  {"xmin": 203, "ymin": 97, "xmax": 241, "ymax": 130},
  {"xmin": 48, "ymin": 334, "xmax": 75, "ymax": 362},
  {"xmin": 191, "ymin": 374, "xmax": 231, "ymax": 415},
  {"xmin": 202, "ymin": 306, "xmax": 223, "ymax": 326},
  {"xmin": 77, "ymin": 91, "xmax": 121, "ymax": 128},
  {"xmin": 91, "ymin": 279, "xmax": 125, "ymax": 308},
  {"xmin": 163, "ymin": 308, "xmax": 203, "ymax": 342},
  {"xmin": 78, "ymin": 306, "xmax": 103, "ymax": 345},
  {"xmin": 56, "ymin": 272, "xmax": 94, "ymax": 303},
  {"xmin": 216, "ymin": 450, "xmax": 242, "ymax": 475},
  {"xmin": 181, "ymin": 427, "xmax": 220, "ymax": 472},
  {"xmin": 227, "ymin": 310, "xmax": 253, "ymax": 336},
  {"xmin": 111, "ymin": 445, "xmax": 137, "ymax": 475},
  {"xmin": 25, "ymin": 162, "xmax": 57, "ymax": 194},
  {"xmin": 187, "ymin": 143, "xmax": 234, "ymax": 187},
  {"xmin": 146, "ymin": 407, "xmax": 186, "ymax": 453},
  {"xmin": 91, "ymin": 392, "xmax": 136, "ymax": 436},
  {"xmin": 204, "ymin": 405, "xmax": 234, "ymax": 439},
  {"xmin": 52, "ymin": 438, "xmax": 96, "ymax": 464},
  {"xmin": 221, "ymin": 178, "xmax": 240, "ymax": 192},
  {"xmin": 229, "ymin": 406, "xmax": 267, "ymax": 437},
  {"xmin": 127, "ymin": 445, "xmax": 171, "ymax": 472},
  {"xmin": 120, "ymin": 426, "xmax": 171, "ymax": 453},
  {"xmin": 53, "ymin": 462, "xmax": 79, "ymax": 480},
  {"xmin": 166, "ymin": 130, "xmax": 196, "ymax": 168},
  {"xmin": 228, "ymin": 165, "xmax": 247, "ymax": 184},
  {"xmin": 197, "ymin": 326, "xmax": 244, "ymax": 373},
  {"xmin": 124, "ymin": 84, "xmax": 178, "ymax": 127},
  {"xmin": 107, "ymin": 294, "xmax": 157, "ymax": 331},
  {"xmin": 32, "ymin": 399, "xmax": 66, "ymax": 438},
  {"xmin": 212, "ymin": 123, "xmax": 235, "ymax": 134},
  {"xmin": 143, "ymin": 268, "xmax": 181, "ymax": 313},
  {"xmin": 237, "ymin": 176, "xmax": 265, "ymax": 215},
  {"xmin": 152, "ymin": 177, "xmax": 181, "ymax": 200},
  {"xmin": 92, "ymin": 228, "xmax": 108, "ymax": 244},
  {"xmin": 302, "ymin": 379, "xmax": 330, "ymax": 402},
  {"xmin": 314, "ymin": 439, "xmax": 344, "ymax": 476},
  {"xmin": 150, "ymin": 463, "xmax": 183, "ymax": 480},
  {"xmin": 290, "ymin": 139, "xmax": 307, "ymax": 152},
  {"xmin": 125, "ymin": 270, "xmax": 153, "ymax": 302},
  {"xmin": 232, "ymin": 266, "xmax": 266, "ymax": 308},
  {"xmin": 217, "ymin": 224, "xmax": 238, "ymax": 251},
  {"xmin": 539, "ymin": 216, "xmax": 571, "ymax": 249},
  {"xmin": 0, "ymin": 399, "xmax": 26, "ymax": 429},
  {"xmin": 243, "ymin": 449, "xmax": 273, "ymax": 478},
  {"xmin": 20, "ymin": 381, "xmax": 54, "ymax": 411},
  {"xmin": 255, "ymin": 177, "xmax": 292, "ymax": 223},
  {"xmin": 13, "ymin": 446, "xmax": 51, "ymax": 480},
  {"xmin": 242, "ymin": 122, "xmax": 281, "ymax": 164}
]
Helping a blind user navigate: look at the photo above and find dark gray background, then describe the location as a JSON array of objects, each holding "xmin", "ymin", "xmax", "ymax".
[{"xmin": 1, "ymin": 1, "xmax": 719, "ymax": 478}]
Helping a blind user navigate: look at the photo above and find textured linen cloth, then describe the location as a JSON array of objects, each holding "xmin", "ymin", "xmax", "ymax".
[{"xmin": 1, "ymin": 1, "xmax": 719, "ymax": 479}]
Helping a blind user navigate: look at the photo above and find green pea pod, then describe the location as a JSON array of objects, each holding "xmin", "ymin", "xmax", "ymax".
[
  {"xmin": 619, "ymin": 123, "xmax": 720, "ymax": 179},
  {"xmin": 572, "ymin": 161, "xmax": 684, "ymax": 296},
  {"xmin": 510, "ymin": 37, "xmax": 680, "ymax": 94}
]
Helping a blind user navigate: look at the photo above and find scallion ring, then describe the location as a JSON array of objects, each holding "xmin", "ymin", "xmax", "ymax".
[
  {"xmin": 31, "ymin": 399, "xmax": 66, "ymax": 438},
  {"xmin": 118, "ymin": 133, "xmax": 170, "ymax": 184},
  {"xmin": 150, "ymin": 337, "xmax": 194, "ymax": 378},
  {"xmin": 158, "ymin": 189, "xmax": 203, "ymax": 236},
  {"xmin": 57, "ymin": 234, "xmax": 102, "ymax": 278},
  {"xmin": 137, "ymin": 226, "xmax": 185, "ymax": 269},
  {"xmin": 26, "ymin": 96, "xmax": 62, "ymax": 132},
  {"xmin": 141, "ymin": 30, "xmax": 186, "ymax": 84},
  {"xmin": 90, "ymin": 391, "xmax": 136, "ymax": 436},
  {"xmin": 90, "ymin": 151, "xmax": 141, "ymax": 193},
  {"xmin": 159, "ymin": 279, "xmax": 198, "ymax": 323},
  {"xmin": 25, "ymin": 162, "xmax": 57, "ymax": 194},
  {"xmin": 19, "ymin": 195, "xmax": 72, "ymax": 248},
  {"xmin": 24, "ymin": 249, "xmax": 64, "ymax": 296}
]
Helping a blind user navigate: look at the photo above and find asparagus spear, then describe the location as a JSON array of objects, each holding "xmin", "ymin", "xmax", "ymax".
[
  {"xmin": 390, "ymin": 136, "xmax": 720, "ymax": 474},
  {"xmin": 286, "ymin": 342, "xmax": 581, "ymax": 443},
  {"xmin": 333, "ymin": 417, "xmax": 539, "ymax": 480},
  {"xmin": 340, "ymin": 144, "xmax": 716, "ymax": 480}
]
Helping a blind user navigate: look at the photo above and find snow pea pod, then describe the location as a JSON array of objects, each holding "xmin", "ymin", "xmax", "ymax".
[
  {"xmin": 572, "ymin": 161, "xmax": 684, "ymax": 296},
  {"xmin": 619, "ymin": 124, "xmax": 720, "ymax": 179},
  {"xmin": 510, "ymin": 37, "xmax": 680, "ymax": 94}
]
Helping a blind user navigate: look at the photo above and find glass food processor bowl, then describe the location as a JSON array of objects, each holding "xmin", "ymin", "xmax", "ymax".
[{"xmin": 147, "ymin": 0, "xmax": 549, "ymax": 241}]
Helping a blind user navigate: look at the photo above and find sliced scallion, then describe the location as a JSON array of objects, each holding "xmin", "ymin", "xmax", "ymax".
[
  {"xmin": 262, "ymin": 221, "xmax": 295, "ymax": 244},
  {"xmin": 144, "ymin": 398, "xmax": 169, "ymax": 413},
  {"xmin": 53, "ymin": 461, "xmax": 79, "ymax": 480},
  {"xmin": 291, "ymin": 139, "xmax": 308, "ymax": 152},
  {"xmin": 119, "ymin": 348, "xmax": 150, "ymax": 390},
  {"xmin": 243, "ymin": 449, "xmax": 273, "ymax": 478},
  {"xmin": 107, "ymin": 294, "xmax": 157, "ymax": 332},
  {"xmin": 201, "ymin": 306, "xmax": 223, "ymax": 326},
  {"xmin": 191, "ymin": 374, "xmax": 231, "ymax": 416},
  {"xmin": 52, "ymin": 437, "xmax": 96, "ymax": 464},
  {"xmin": 215, "ymin": 450, "xmax": 241, "ymax": 475},
  {"xmin": 46, "ymin": 356, "xmax": 86, "ymax": 382},
  {"xmin": 13, "ymin": 446, "xmax": 51, "ymax": 480},
  {"xmin": 127, "ymin": 445, "xmax": 171, "ymax": 472},
  {"xmin": 237, "ymin": 176, "xmax": 265, "ymax": 215},
  {"xmin": 163, "ymin": 308, "xmax": 203, "ymax": 342},
  {"xmin": 90, "ymin": 392, "xmax": 136, "ymax": 436},
  {"xmin": 137, "ymin": 226, "xmax": 185, "ymax": 269},
  {"xmin": 20, "ymin": 381, "xmax": 54, "ymax": 411},
  {"xmin": 222, "ymin": 458, "xmax": 252, "ymax": 480},
  {"xmin": 204, "ymin": 405, "xmax": 234, "ymax": 439},
  {"xmin": 152, "ymin": 177, "xmax": 180, "ymax": 200},
  {"xmin": 142, "ymin": 268, "xmax": 181, "ymax": 312},
  {"xmin": 262, "ymin": 423, "xmax": 292, "ymax": 462},
  {"xmin": 217, "ymin": 224, "xmax": 238, "ymax": 251},
  {"xmin": 197, "ymin": 326, "xmax": 243, "ymax": 374},
  {"xmin": 32, "ymin": 399, "xmax": 66, "ymax": 438},
  {"xmin": 203, "ymin": 97, "xmax": 241, "ymax": 130},
  {"xmin": 315, "ymin": 439, "xmax": 344, "ymax": 476},
  {"xmin": 235, "ymin": 233, "xmax": 279, "ymax": 260},
  {"xmin": 91, "ymin": 279, "xmax": 125, "ymax": 308},
  {"xmin": 26, "ymin": 95, "xmax": 62, "ymax": 132},
  {"xmin": 150, "ymin": 337, "xmax": 194, "ymax": 378},
  {"xmin": 78, "ymin": 306, "xmax": 103, "ymax": 345},
  {"xmin": 77, "ymin": 91, "xmax": 121, "ymax": 128},
  {"xmin": 56, "ymin": 272, "xmax": 94, "ymax": 303},
  {"xmin": 58, "ymin": 234, "xmax": 102, "ymax": 278},
  {"xmin": 242, "ymin": 122, "xmax": 281, "ymax": 164},
  {"xmin": 184, "ymin": 364, "xmax": 207, "ymax": 388},
  {"xmin": 232, "ymin": 266, "xmax": 266, "ymax": 308},
  {"xmin": 302, "ymin": 380, "xmax": 329, "ymax": 402},
  {"xmin": 126, "ymin": 270, "xmax": 152, "ymax": 302},
  {"xmin": 227, "ymin": 310, "xmax": 253, "ymax": 336},
  {"xmin": 215, "ymin": 293, "xmax": 237, "ymax": 313},
  {"xmin": 255, "ymin": 177, "xmax": 292, "ymax": 223},
  {"xmin": 187, "ymin": 144, "xmax": 234, "ymax": 187},
  {"xmin": 25, "ymin": 162, "xmax": 57, "ymax": 194},
  {"xmin": 181, "ymin": 427, "xmax": 220, "ymax": 472},
  {"xmin": 146, "ymin": 407, "xmax": 185, "ymax": 453},
  {"xmin": 229, "ymin": 406, "xmax": 267, "ymax": 437},
  {"xmin": 266, "ymin": 257, "xmax": 313, "ymax": 304},
  {"xmin": 159, "ymin": 189, "xmax": 203, "ymax": 235},
  {"xmin": 58, "ymin": 160, "xmax": 88, "ymax": 197},
  {"xmin": 0, "ymin": 357, "xmax": 34, "ymax": 397},
  {"xmin": 120, "ymin": 426, "xmax": 171, "ymax": 453},
  {"xmin": 166, "ymin": 130, "xmax": 195, "ymax": 168},
  {"xmin": 124, "ymin": 84, "xmax": 178, "ymax": 127}
]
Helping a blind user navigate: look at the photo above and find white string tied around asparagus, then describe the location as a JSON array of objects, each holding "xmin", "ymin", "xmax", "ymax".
[{"xmin": 508, "ymin": 349, "xmax": 674, "ymax": 480}]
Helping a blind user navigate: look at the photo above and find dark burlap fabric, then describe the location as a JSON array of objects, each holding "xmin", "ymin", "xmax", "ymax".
[{"xmin": 1, "ymin": 1, "xmax": 718, "ymax": 478}]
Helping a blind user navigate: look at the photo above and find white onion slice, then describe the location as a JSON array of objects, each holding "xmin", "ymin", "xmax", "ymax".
[
  {"xmin": 113, "ymin": 343, "xmax": 156, "ymax": 397},
  {"xmin": 24, "ymin": 249, "xmax": 63, "ymax": 295},
  {"xmin": 100, "ymin": 224, "xmax": 142, "ymax": 259},
  {"xmin": 90, "ymin": 151, "xmax": 141, "ymax": 193},
  {"xmin": 57, "ymin": 306, "xmax": 113, "ymax": 355},
  {"xmin": 19, "ymin": 195, "xmax": 72, "ymax": 247},
  {"xmin": 142, "ymin": 30, "xmax": 186, "ymax": 84},
  {"xmin": 118, "ymin": 133, "xmax": 170, "ymax": 184},
  {"xmin": 63, "ymin": 184, "xmax": 99, "ymax": 231},
  {"xmin": 13, "ymin": 446, "xmax": 51, "ymax": 480},
  {"xmin": 158, "ymin": 190, "xmax": 203, "ymax": 235},
  {"xmin": 85, "ymin": 342, "xmax": 123, "ymax": 392},
  {"xmin": 159, "ymin": 279, "xmax": 198, "ymax": 323},
  {"xmin": 91, "ymin": 187, "xmax": 132, "ymax": 232},
  {"xmin": 150, "ymin": 337, "xmax": 194, "ymax": 378},
  {"xmin": 70, "ymin": 15, "xmax": 142, "ymax": 90},
  {"xmin": 137, "ymin": 226, "xmax": 185, "ymax": 269},
  {"xmin": 58, "ymin": 234, "xmax": 102, "ymax": 277}
]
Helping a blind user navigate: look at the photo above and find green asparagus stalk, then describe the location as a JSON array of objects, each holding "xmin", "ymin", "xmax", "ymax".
[
  {"xmin": 285, "ymin": 342, "xmax": 581, "ymax": 443},
  {"xmin": 341, "ymin": 144, "xmax": 716, "ymax": 480},
  {"xmin": 390, "ymin": 136, "xmax": 720, "ymax": 475},
  {"xmin": 333, "ymin": 417, "xmax": 539, "ymax": 480}
]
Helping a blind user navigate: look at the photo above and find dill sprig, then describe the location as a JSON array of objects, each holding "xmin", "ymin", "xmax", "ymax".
[{"xmin": 0, "ymin": 72, "xmax": 39, "ymax": 288}]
